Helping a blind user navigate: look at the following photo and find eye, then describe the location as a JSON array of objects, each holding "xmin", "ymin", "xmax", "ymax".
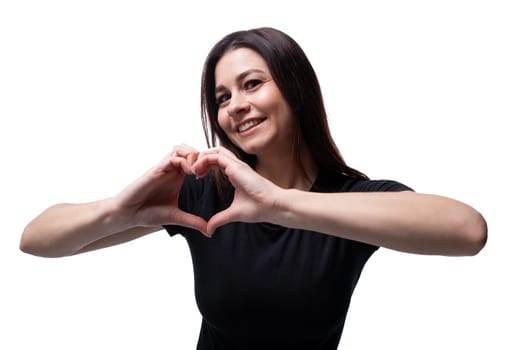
[
  {"xmin": 215, "ymin": 93, "xmax": 230, "ymax": 105},
  {"xmin": 244, "ymin": 79, "xmax": 262, "ymax": 90}
]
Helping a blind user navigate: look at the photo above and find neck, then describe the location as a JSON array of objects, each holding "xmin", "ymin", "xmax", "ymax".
[{"xmin": 255, "ymin": 144, "xmax": 317, "ymax": 191}]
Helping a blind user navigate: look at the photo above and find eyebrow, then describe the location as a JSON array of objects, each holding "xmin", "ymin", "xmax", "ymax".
[{"xmin": 215, "ymin": 68, "xmax": 266, "ymax": 94}]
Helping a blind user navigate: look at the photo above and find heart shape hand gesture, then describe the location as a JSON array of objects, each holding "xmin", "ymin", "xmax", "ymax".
[
  {"xmin": 112, "ymin": 145, "xmax": 282, "ymax": 237},
  {"xmin": 192, "ymin": 147, "xmax": 283, "ymax": 236}
]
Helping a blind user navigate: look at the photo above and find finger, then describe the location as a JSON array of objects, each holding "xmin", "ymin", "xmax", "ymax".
[
  {"xmin": 173, "ymin": 144, "xmax": 201, "ymax": 168},
  {"xmin": 171, "ymin": 210, "xmax": 209, "ymax": 237},
  {"xmin": 197, "ymin": 146, "xmax": 220, "ymax": 156},
  {"xmin": 197, "ymin": 146, "xmax": 236, "ymax": 159},
  {"xmin": 207, "ymin": 208, "xmax": 238, "ymax": 237},
  {"xmin": 187, "ymin": 151, "xmax": 199, "ymax": 166},
  {"xmin": 193, "ymin": 147, "xmax": 219, "ymax": 164},
  {"xmin": 192, "ymin": 149, "xmax": 242, "ymax": 177},
  {"xmin": 168, "ymin": 156, "xmax": 194, "ymax": 175},
  {"xmin": 155, "ymin": 154, "xmax": 192, "ymax": 176},
  {"xmin": 157, "ymin": 144, "xmax": 198, "ymax": 168},
  {"xmin": 216, "ymin": 146, "xmax": 239, "ymax": 159},
  {"xmin": 172, "ymin": 143, "xmax": 198, "ymax": 158},
  {"xmin": 191, "ymin": 154, "xmax": 224, "ymax": 178}
]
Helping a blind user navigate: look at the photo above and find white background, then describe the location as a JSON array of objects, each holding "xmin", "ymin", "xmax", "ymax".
[{"xmin": 1, "ymin": 1, "xmax": 524, "ymax": 349}]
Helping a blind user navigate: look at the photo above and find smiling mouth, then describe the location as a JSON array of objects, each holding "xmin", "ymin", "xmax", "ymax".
[{"xmin": 237, "ymin": 118, "xmax": 265, "ymax": 133}]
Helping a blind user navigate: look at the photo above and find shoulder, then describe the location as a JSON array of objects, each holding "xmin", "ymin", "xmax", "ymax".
[{"xmin": 314, "ymin": 170, "xmax": 413, "ymax": 193}]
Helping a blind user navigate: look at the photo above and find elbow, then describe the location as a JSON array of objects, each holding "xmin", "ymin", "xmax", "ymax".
[
  {"xmin": 19, "ymin": 226, "xmax": 70, "ymax": 258},
  {"xmin": 459, "ymin": 210, "xmax": 488, "ymax": 256},
  {"xmin": 19, "ymin": 234, "xmax": 38, "ymax": 257},
  {"xmin": 19, "ymin": 226, "xmax": 43, "ymax": 257},
  {"xmin": 20, "ymin": 225, "xmax": 35, "ymax": 255}
]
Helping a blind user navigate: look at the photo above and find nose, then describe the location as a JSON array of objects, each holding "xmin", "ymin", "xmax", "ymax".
[{"xmin": 227, "ymin": 92, "xmax": 250, "ymax": 118}]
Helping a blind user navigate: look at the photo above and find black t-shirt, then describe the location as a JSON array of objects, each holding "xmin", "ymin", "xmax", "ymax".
[{"xmin": 165, "ymin": 170, "xmax": 412, "ymax": 349}]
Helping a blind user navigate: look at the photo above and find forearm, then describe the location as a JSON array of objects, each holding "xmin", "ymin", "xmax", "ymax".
[
  {"xmin": 20, "ymin": 199, "xmax": 125, "ymax": 258},
  {"xmin": 275, "ymin": 190, "xmax": 487, "ymax": 256}
]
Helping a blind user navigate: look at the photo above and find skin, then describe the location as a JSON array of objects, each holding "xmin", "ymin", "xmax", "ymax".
[
  {"xmin": 19, "ymin": 48, "xmax": 487, "ymax": 258},
  {"xmin": 20, "ymin": 145, "xmax": 206, "ymax": 257},
  {"xmin": 214, "ymin": 48, "xmax": 317, "ymax": 190}
]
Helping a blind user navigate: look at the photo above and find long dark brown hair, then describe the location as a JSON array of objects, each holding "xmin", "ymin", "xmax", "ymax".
[{"xmin": 201, "ymin": 27, "xmax": 368, "ymax": 192}]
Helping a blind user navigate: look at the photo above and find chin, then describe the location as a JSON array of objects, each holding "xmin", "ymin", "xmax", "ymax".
[{"xmin": 232, "ymin": 139, "xmax": 264, "ymax": 156}]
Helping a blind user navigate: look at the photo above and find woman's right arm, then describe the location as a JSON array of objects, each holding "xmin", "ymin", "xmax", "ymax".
[
  {"xmin": 20, "ymin": 200, "xmax": 160, "ymax": 258},
  {"xmin": 20, "ymin": 145, "xmax": 208, "ymax": 258}
]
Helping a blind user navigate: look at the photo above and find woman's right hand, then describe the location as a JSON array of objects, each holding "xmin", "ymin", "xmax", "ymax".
[
  {"xmin": 20, "ymin": 144, "xmax": 207, "ymax": 258},
  {"xmin": 112, "ymin": 144, "xmax": 207, "ymax": 233}
]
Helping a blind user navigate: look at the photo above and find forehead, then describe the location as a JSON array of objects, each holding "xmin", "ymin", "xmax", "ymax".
[{"xmin": 215, "ymin": 48, "xmax": 270, "ymax": 83}]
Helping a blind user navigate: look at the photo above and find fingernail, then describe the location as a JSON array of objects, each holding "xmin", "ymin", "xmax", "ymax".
[{"xmin": 188, "ymin": 151, "xmax": 198, "ymax": 164}]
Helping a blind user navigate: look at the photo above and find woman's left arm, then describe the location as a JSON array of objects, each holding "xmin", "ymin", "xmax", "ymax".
[
  {"xmin": 275, "ymin": 189, "xmax": 487, "ymax": 256},
  {"xmin": 192, "ymin": 147, "xmax": 487, "ymax": 256}
]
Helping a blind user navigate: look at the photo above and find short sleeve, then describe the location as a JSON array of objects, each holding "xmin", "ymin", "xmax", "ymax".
[
  {"xmin": 353, "ymin": 179, "xmax": 413, "ymax": 193},
  {"xmin": 164, "ymin": 224, "xmax": 180, "ymax": 237}
]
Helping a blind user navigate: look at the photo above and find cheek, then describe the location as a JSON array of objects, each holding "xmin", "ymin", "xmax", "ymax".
[
  {"xmin": 261, "ymin": 89, "xmax": 294, "ymax": 123},
  {"xmin": 217, "ymin": 111, "xmax": 229, "ymax": 132},
  {"xmin": 272, "ymin": 100, "xmax": 296, "ymax": 130}
]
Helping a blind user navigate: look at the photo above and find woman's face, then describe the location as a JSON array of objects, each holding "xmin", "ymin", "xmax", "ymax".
[{"xmin": 214, "ymin": 48, "xmax": 296, "ymax": 157}]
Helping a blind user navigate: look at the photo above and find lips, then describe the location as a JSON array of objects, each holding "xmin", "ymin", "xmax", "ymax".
[{"xmin": 237, "ymin": 118, "xmax": 266, "ymax": 133}]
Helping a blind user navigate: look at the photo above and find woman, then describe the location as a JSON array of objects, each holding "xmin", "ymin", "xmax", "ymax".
[{"xmin": 20, "ymin": 27, "xmax": 487, "ymax": 349}]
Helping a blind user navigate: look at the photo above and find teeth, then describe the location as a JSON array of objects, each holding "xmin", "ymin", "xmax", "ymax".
[{"xmin": 238, "ymin": 119, "xmax": 262, "ymax": 132}]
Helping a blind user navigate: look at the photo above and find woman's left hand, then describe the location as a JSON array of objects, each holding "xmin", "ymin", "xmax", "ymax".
[{"xmin": 191, "ymin": 147, "xmax": 282, "ymax": 236}]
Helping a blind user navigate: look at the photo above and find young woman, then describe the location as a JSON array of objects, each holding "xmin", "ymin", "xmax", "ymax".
[{"xmin": 20, "ymin": 27, "xmax": 487, "ymax": 349}]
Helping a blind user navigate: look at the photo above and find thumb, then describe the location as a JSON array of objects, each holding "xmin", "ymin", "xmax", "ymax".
[
  {"xmin": 207, "ymin": 208, "xmax": 238, "ymax": 237},
  {"xmin": 171, "ymin": 210, "xmax": 208, "ymax": 237}
]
